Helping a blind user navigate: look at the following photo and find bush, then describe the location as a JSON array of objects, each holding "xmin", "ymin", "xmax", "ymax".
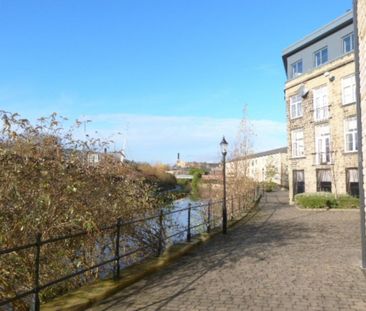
[
  {"xmin": 0, "ymin": 112, "xmax": 165, "ymax": 309},
  {"xmin": 337, "ymin": 195, "xmax": 360, "ymax": 209},
  {"xmin": 295, "ymin": 192, "xmax": 337, "ymax": 209},
  {"xmin": 265, "ymin": 181, "xmax": 276, "ymax": 192},
  {"xmin": 133, "ymin": 162, "xmax": 177, "ymax": 190},
  {"xmin": 295, "ymin": 192, "xmax": 359, "ymax": 209}
]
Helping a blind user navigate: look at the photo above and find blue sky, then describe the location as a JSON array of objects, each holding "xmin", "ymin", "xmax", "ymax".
[{"xmin": 0, "ymin": 0, "xmax": 352, "ymax": 163}]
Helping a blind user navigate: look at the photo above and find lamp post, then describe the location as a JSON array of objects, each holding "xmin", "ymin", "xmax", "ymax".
[{"xmin": 220, "ymin": 136, "xmax": 228, "ymax": 234}]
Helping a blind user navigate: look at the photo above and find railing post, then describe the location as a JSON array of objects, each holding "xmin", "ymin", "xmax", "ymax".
[
  {"xmin": 187, "ymin": 203, "xmax": 191, "ymax": 242},
  {"xmin": 258, "ymin": 186, "xmax": 260, "ymax": 198},
  {"xmin": 231, "ymin": 195, "xmax": 234, "ymax": 220},
  {"xmin": 207, "ymin": 200, "xmax": 211, "ymax": 233},
  {"xmin": 157, "ymin": 209, "xmax": 164, "ymax": 256},
  {"xmin": 34, "ymin": 233, "xmax": 41, "ymax": 311},
  {"xmin": 114, "ymin": 218, "xmax": 122, "ymax": 280}
]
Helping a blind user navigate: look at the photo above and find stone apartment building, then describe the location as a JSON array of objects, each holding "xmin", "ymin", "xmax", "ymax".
[
  {"xmin": 227, "ymin": 147, "xmax": 288, "ymax": 187},
  {"xmin": 283, "ymin": 11, "xmax": 359, "ymax": 203}
]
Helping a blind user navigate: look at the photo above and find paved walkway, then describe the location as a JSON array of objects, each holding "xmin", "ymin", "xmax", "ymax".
[{"xmin": 90, "ymin": 191, "xmax": 366, "ymax": 311}]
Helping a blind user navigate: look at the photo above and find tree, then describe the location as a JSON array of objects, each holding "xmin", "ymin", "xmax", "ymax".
[
  {"xmin": 264, "ymin": 156, "xmax": 278, "ymax": 191},
  {"xmin": 226, "ymin": 106, "xmax": 258, "ymax": 208}
]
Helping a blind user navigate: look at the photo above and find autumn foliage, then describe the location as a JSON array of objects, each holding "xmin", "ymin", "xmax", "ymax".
[{"xmin": 0, "ymin": 111, "xmax": 165, "ymax": 309}]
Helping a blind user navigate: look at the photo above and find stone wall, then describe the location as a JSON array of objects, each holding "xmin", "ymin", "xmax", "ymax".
[{"xmin": 357, "ymin": 0, "xmax": 366, "ymax": 209}]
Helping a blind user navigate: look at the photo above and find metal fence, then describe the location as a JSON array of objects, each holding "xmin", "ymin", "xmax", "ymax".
[{"xmin": 0, "ymin": 190, "xmax": 261, "ymax": 310}]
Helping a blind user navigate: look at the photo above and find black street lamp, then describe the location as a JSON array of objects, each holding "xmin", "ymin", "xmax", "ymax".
[{"xmin": 220, "ymin": 136, "xmax": 228, "ymax": 234}]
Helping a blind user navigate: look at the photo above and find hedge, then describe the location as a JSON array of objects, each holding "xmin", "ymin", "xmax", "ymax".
[{"xmin": 294, "ymin": 192, "xmax": 359, "ymax": 209}]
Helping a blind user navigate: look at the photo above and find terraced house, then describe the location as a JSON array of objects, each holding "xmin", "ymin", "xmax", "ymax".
[{"xmin": 282, "ymin": 11, "xmax": 359, "ymax": 203}]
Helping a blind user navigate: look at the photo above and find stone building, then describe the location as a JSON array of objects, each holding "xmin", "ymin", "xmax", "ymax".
[
  {"xmin": 227, "ymin": 147, "xmax": 288, "ymax": 187},
  {"xmin": 282, "ymin": 11, "xmax": 359, "ymax": 203},
  {"xmin": 356, "ymin": 0, "xmax": 366, "ymax": 199},
  {"xmin": 355, "ymin": 0, "xmax": 366, "ymax": 266}
]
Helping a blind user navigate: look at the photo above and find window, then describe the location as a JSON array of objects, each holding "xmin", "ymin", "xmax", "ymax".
[
  {"xmin": 344, "ymin": 117, "xmax": 358, "ymax": 152},
  {"xmin": 343, "ymin": 33, "xmax": 355, "ymax": 54},
  {"xmin": 342, "ymin": 74, "xmax": 356, "ymax": 105},
  {"xmin": 87, "ymin": 153, "xmax": 100, "ymax": 164},
  {"xmin": 313, "ymin": 86, "xmax": 329, "ymax": 121},
  {"xmin": 315, "ymin": 125, "xmax": 331, "ymax": 164},
  {"xmin": 316, "ymin": 169, "xmax": 332, "ymax": 192},
  {"xmin": 346, "ymin": 168, "xmax": 359, "ymax": 197},
  {"xmin": 314, "ymin": 47, "xmax": 328, "ymax": 67},
  {"xmin": 293, "ymin": 170, "xmax": 305, "ymax": 196},
  {"xmin": 291, "ymin": 129, "xmax": 304, "ymax": 158},
  {"xmin": 291, "ymin": 60, "xmax": 303, "ymax": 77},
  {"xmin": 290, "ymin": 95, "xmax": 303, "ymax": 119}
]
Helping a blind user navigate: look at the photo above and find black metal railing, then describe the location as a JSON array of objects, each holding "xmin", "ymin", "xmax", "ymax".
[{"xmin": 0, "ymin": 190, "xmax": 262, "ymax": 310}]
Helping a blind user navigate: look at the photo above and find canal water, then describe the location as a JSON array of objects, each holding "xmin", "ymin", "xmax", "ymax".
[
  {"xmin": 97, "ymin": 197, "xmax": 210, "ymax": 278},
  {"xmin": 164, "ymin": 197, "xmax": 209, "ymax": 243}
]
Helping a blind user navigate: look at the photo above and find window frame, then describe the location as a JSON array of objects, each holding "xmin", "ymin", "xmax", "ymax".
[
  {"xmin": 341, "ymin": 74, "xmax": 356, "ymax": 105},
  {"xmin": 291, "ymin": 59, "xmax": 303, "ymax": 78},
  {"xmin": 316, "ymin": 169, "xmax": 332, "ymax": 192},
  {"xmin": 343, "ymin": 32, "xmax": 355, "ymax": 54},
  {"xmin": 290, "ymin": 94, "xmax": 303, "ymax": 119},
  {"xmin": 315, "ymin": 124, "xmax": 331, "ymax": 165},
  {"xmin": 313, "ymin": 85, "xmax": 329, "ymax": 122},
  {"xmin": 346, "ymin": 168, "xmax": 359, "ymax": 197},
  {"xmin": 344, "ymin": 116, "xmax": 358, "ymax": 153},
  {"xmin": 293, "ymin": 170, "xmax": 305, "ymax": 197},
  {"xmin": 291, "ymin": 129, "xmax": 304, "ymax": 158},
  {"xmin": 314, "ymin": 46, "xmax": 328, "ymax": 67}
]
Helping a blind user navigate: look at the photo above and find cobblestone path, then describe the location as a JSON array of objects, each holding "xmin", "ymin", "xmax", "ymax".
[{"xmin": 89, "ymin": 191, "xmax": 366, "ymax": 311}]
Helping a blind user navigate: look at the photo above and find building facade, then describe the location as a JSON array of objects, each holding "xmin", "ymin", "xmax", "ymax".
[
  {"xmin": 87, "ymin": 150, "xmax": 126, "ymax": 165},
  {"xmin": 355, "ymin": 0, "xmax": 366, "ymax": 267},
  {"xmin": 227, "ymin": 147, "xmax": 288, "ymax": 187},
  {"xmin": 283, "ymin": 11, "xmax": 359, "ymax": 203},
  {"xmin": 356, "ymin": 0, "xmax": 366, "ymax": 203}
]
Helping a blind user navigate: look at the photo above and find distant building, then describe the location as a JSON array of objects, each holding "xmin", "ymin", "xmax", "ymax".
[
  {"xmin": 173, "ymin": 152, "xmax": 219, "ymax": 172},
  {"xmin": 283, "ymin": 11, "xmax": 358, "ymax": 202},
  {"xmin": 227, "ymin": 147, "xmax": 288, "ymax": 187},
  {"xmin": 87, "ymin": 149, "xmax": 126, "ymax": 165},
  {"xmin": 175, "ymin": 152, "xmax": 187, "ymax": 168}
]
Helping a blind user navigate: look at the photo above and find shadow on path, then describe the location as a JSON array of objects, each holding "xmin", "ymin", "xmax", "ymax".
[{"xmin": 91, "ymin": 191, "xmax": 314, "ymax": 311}]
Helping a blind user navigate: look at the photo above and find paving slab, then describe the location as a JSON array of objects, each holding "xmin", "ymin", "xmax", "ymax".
[{"xmin": 88, "ymin": 191, "xmax": 366, "ymax": 311}]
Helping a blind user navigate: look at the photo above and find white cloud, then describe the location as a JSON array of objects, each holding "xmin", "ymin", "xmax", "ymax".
[{"xmin": 82, "ymin": 113, "xmax": 286, "ymax": 164}]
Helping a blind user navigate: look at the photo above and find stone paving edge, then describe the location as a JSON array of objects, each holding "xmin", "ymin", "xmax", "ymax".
[{"xmin": 294, "ymin": 204, "xmax": 359, "ymax": 212}]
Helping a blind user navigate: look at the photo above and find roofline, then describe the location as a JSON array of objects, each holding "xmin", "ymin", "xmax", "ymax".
[
  {"xmin": 282, "ymin": 10, "xmax": 353, "ymax": 71},
  {"xmin": 229, "ymin": 147, "xmax": 288, "ymax": 163}
]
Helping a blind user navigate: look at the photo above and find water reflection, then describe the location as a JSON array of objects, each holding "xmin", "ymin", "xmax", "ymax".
[{"xmin": 164, "ymin": 197, "xmax": 209, "ymax": 244}]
